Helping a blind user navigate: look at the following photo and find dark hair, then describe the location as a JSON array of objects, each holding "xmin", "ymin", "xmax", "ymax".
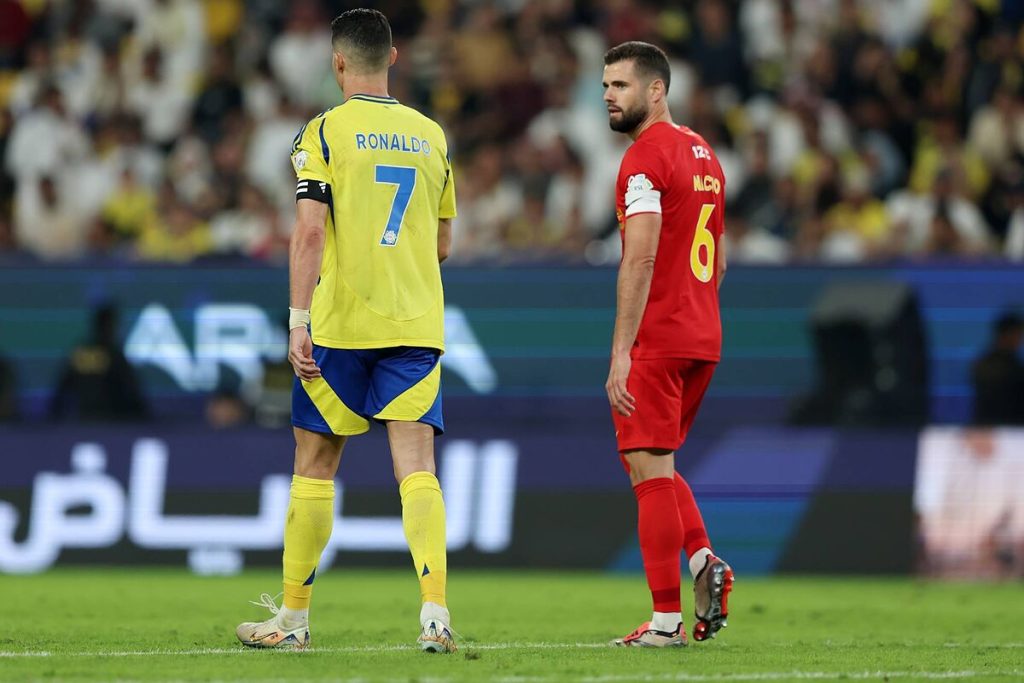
[
  {"xmin": 330, "ymin": 8, "xmax": 392, "ymax": 72},
  {"xmin": 603, "ymin": 41, "xmax": 671, "ymax": 93}
]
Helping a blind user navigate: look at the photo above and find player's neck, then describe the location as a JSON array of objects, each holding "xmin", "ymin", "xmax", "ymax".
[
  {"xmin": 629, "ymin": 106, "xmax": 673, "ymax": 141},
  {"xmin": 342, "ymin": 75, "xmax": 391, "ymax": 101}
]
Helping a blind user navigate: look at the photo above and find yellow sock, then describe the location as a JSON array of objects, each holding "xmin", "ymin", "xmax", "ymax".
[
  {"xmin": 282, "ymin": 475, "xmax": 335, "ymax": 610},
  {"xmin": 399, "ymin": 471, "xmax": 447, "ymax": 607}
]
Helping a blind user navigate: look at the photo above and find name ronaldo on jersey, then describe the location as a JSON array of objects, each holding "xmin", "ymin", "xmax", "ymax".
[{"xmin": 355, "ymin": 132, "xmax": 431, "ymax": 155}]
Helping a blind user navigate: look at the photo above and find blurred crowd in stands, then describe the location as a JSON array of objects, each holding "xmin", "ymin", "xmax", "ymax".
[{"xmin": 1, "ymin": 0, "xmax": 1023, "ymax": 265}]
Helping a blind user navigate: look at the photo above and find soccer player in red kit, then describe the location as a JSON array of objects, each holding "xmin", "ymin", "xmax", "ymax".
[{"xmin": 602, "ymin": 41, "xmax": 735, "ymax": 648}]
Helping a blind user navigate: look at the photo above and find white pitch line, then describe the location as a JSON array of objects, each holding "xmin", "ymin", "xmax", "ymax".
[
  {"xmin": 2, "ymin": 641, "xmax": 1023, "ymax": 659},
  {"xmin": 0, "ymin": 642, "xmax": 609, "ymax": 658},
  {"xmin": 4, "ymin": 640, "xmax": 1024, "ymax": 660}
]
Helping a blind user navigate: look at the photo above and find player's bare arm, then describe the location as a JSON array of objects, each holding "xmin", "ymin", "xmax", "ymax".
[
  {"xmin": 438, "ymin": 218, "xmax": 452, "ymax": 263},
  {"xmin": 606, "ymin": 212, "xmax": 662, "ymax": 417},
  {"xmin": 288, "ymin": 197, "xmax": 328, "ymax": 381},
  {"xmin": 717, "ymin": 232, "xmax": 727, "ymax": 290}
]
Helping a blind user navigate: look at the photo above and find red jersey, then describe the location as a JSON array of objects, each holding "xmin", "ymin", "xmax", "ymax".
[{"xmin": 615, "ymin": 122, "xmax": 726, "ymax": 361}]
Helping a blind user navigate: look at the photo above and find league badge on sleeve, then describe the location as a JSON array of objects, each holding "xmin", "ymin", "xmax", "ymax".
[
  {"xmin": 624, "ymin": 174, "xmax": 661, "ymax": 216},
  {"xmin": 627, "ymin": 174, "xmax": 654, "ymax": 194},
  {"xmin": 292, "ymin": 151, "xmax": 309, "ymax": 172}
]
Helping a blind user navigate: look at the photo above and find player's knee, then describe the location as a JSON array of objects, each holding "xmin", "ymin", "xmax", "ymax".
[
  {"xmin": 294, "ymin": 456, "xmax": 337, "ymax": 480},
  {"xmin": 623, "ymin": 449, "xmax": 674, "ymax": 484},
  {"xmin": 293, "ymin": 438, "xmax": 344, "ymax": 479},
  {"xmin": 628, "ymin": 467, "xmax": 666, "ymax": 486}
]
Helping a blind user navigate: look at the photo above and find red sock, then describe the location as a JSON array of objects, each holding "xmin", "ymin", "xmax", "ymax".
[
  {"xmin": 673, "ymin": 472, "xmax": 711, "ymax": 558},
  {"xmin": 633, "ymin": 478, "xmax": 683, "ymax": 613}
]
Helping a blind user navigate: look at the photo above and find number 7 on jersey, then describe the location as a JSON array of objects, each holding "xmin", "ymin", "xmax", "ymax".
[{"xmin": 376, "ymin": 165, "xmax": 417, "ymax": 247}]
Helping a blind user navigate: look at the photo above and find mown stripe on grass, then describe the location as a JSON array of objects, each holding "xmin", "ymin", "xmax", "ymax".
[
  {"xmin": 567, "ymin": 673, "xmax": 1022, "ymax": 682},
  {"xmin": 6, "ymin": 671, "xmax": 1022, "ymax": 683}
]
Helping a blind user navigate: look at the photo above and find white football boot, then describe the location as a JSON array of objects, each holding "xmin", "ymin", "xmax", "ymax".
[
  {"xmin": 418, "ymin": 603, "xmax": 457, "ymax": 653},
  {"xmin": 235, "ymin": 593, "xmax": 310, "ymax": 650},
  {"xmin": 612, "ymin": 621, "xmax": 688, "ymax": 647}
]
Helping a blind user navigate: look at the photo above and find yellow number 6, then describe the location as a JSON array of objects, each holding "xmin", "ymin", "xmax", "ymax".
[{"xmin": 690, "ymin": 203, "xmax": 716, "ymax": 283}]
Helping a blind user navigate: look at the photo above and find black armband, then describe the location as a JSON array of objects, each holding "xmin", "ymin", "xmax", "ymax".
[{"xmin": 295, "ymin": 179, "xmax": 332, "ymax": 204}]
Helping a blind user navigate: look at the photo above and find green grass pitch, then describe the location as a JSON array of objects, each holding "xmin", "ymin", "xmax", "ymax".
[{"xmin": 3, "ymin": 569, "xmax": 1022, "ymax": 682}]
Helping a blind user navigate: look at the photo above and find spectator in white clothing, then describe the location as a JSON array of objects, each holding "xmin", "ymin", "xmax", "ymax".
[
  {"xmin": 4, "ymin": 85, "xmax": 90, "ymax": 181},
  {"xmin": 888, "ymin": 167, "xmax": 992, "ymax": 257},
  {"xmin": 125, "ymin": 47, "xmax": 192, "ymax": 149},
  {"xmin": 14, "ymin": 175, "xmax": 90, "ymax": 259},
  {"xmin": 269, "ymin": 0, "xmax": 334, "ymax": 109}
]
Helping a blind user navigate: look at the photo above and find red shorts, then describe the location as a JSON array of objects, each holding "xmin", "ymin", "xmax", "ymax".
[{"xmin": 612, "ymin": 358, "xmax": 717, "ymax": 453}]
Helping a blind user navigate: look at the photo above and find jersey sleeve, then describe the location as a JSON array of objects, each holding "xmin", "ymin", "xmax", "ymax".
[
  {"xmin": 291, "ymin": 116, "xmax": 332, "ymax": 204},
  {"xmin": 439, "ymin": 149, "xmax": 457, "ymax": 219},
  {"xmin": 618, "ymin": 142, "xmax": 669, "ymax": 219}
]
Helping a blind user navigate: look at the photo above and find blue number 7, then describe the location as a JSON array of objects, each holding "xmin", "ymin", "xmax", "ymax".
[{"xmin": 375, "ymin": 165, "xmax": 417, "ymax": 247}]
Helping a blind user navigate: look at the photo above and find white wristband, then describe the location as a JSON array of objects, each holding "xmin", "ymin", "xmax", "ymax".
[{"xmin": 288, "ymin": 308, "xmax": 311, "ymax": 330}]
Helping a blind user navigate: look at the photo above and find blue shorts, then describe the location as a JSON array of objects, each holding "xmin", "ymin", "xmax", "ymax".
[{"xmin": 292, "ymin": 346, "xmax": 444, "ymax": 436}]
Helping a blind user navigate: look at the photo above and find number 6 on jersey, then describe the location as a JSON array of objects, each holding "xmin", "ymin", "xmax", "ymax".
[
  {"xmin": 376, "ymin": 165, "xmax": 417, "ymax": 247},
  {"xmin": 690, "ymin": 203, "xmax": 717, "ymax": 283}
]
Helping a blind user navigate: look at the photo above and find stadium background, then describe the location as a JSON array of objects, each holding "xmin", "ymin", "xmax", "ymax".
[{"xmin": 1, "ymin": 0, "xmax": 1023, "ymax": 586}]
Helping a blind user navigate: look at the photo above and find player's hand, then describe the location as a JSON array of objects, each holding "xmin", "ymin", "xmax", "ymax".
[
  {"xmin": 606, "ymin": 352, "xmax": 636, "ymax": 417},
  {"xmin": 288, "ymin": 327, "xmax": 321, "ymax": 381}
]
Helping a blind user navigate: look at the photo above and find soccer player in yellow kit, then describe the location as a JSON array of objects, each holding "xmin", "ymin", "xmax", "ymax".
[{"xmin": 235, "ymin": 8, "xmax": 457, "ymax": 653}]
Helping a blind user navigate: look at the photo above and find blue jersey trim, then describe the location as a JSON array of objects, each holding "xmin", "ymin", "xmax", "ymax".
[
  {"xmin": 291, "ymin": 121, "xmax": 309, "ymax": 154},
  {"xmin": 318, "ymin": 120, "xmax": 330, "ymax": 164}
]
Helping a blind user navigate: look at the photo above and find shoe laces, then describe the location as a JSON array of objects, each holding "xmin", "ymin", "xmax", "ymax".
[{"xmin": 249, "ymin": 592, "xmax": 283, "ymax": 616}]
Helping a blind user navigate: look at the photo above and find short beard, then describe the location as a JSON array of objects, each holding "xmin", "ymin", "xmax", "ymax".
[{"xmin": 609, "ymin": 105, "xmax": 647, "ymax": 134}]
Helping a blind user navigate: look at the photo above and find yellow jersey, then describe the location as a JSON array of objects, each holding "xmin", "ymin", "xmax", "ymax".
[{"xmin": 291, "ymin": 94, "xmax": 456, "ymax": 351}]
